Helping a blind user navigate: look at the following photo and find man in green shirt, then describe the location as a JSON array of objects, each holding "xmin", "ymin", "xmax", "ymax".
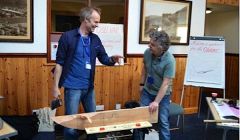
[{"xmin": 135, "ymin": 30, "xmax": 176, "ymax": 140}]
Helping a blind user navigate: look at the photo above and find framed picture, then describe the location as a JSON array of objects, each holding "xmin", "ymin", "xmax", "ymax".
[
  {"xmin": 139, "ymin": 0, "xmax": 192, "ymax": 45},
  {"xmin": 0, "ymin": 0, "xmax": 33, "ymax": 42}
]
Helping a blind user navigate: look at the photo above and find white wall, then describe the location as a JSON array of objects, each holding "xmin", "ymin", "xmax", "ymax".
[
  {"xmin": 0, "ymin": 0, "xmax": 47, "ymax": 54},
  {"xmin": 0, "ymin": 0, "xmax": 207, "ymax": 55},
  {"xmin": 127, "ymin": 0, "xmax": 206, "ymax": 55},
  {"xmin": 205, "ymin": 10, "xmax": 239, "ymax": 54}
]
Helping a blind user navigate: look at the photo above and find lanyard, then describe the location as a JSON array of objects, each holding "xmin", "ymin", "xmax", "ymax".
[
  {"xmin": 81, "ymin": 36, "xmax": 90, "ymax": 46},
  {"xmin": 81, "ymin": 36, "xmax": 91, "ymax": 58}
]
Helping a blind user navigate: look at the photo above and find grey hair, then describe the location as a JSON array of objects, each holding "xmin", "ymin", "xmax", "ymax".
[
  {"xmin": 79, "ymin": 7, "xmax": 101, "ymax": 22},
  {"xmin": 149, "ymin": 30, "xmax": 171, "ymax": 51}
]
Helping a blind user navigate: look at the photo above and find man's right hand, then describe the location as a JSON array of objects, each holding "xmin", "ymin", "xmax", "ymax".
[
  {"xmin": 52, "ymin": 86, "xmax": 61, "ymax": 99},
  {"xmin": 139, "ymin": 86, "xmax": 144, "ymax": 93},
  {"xmin": 51, "ymin": 64, "xmax": 63, "ymax": 99}
]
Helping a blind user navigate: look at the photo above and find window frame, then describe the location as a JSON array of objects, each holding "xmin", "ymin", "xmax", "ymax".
[{"xmin": 47, "ymin": 0, "xmax": 129, "ymax": 63}]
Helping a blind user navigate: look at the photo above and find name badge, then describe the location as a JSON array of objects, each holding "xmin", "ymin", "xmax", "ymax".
[
  {"xmin": 147, "ymin": 75, "xmax": 154, "ymax": 85},
  {"xmin": 86, "ymin": 61, "xmax": 91, "ymax": 69}
]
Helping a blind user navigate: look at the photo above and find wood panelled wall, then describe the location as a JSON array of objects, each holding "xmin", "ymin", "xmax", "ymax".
[{"xmin": 0, "ymin": 55, "xmax": 238, "ymax": 116}]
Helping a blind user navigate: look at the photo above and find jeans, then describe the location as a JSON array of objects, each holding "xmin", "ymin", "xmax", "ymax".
[
  {"xmin": 63, "ymin": 88, "xmax": 97, "ymax": 140},
  {"xmin": 133, "ymin": 89, "xmax": 170, "ymax": 140}
]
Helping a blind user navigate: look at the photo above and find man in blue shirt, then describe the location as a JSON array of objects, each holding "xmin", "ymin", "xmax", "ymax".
[{"xmin": 51, "ymin": 7, "xmax": 122, "ymax": 140}]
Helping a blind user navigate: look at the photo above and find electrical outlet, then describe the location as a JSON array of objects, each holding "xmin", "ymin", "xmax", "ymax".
[
  {"xmin": 115, "ymin": 103, "xmax": 121, "ymax": 110},
  {"xmin": 96, "ymin": 105, "xmax": 104, "ymax": 111}
]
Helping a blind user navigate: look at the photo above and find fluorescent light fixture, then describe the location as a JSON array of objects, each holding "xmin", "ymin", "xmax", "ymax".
[{"xmin": 206, "ymin": 8, "xmax": 212, "ymax": 14}]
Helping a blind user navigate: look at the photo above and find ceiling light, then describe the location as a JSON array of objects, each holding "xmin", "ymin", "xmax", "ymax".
[{"xmin": 206, "ymin": 8, "xmax": 212, "ymax": 14}]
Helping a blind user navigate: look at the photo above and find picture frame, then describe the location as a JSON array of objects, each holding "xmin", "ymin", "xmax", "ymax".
[
  {"xmin": 139, "ymin": 0, "xmax": 192, "ymax": 45},
  {"xmin": 0, "ymin": 0, "xmax": 33, "ymax": 42}
]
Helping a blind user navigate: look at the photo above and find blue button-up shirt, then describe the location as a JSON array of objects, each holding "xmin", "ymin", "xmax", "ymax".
[{"xmin": 56, "ymin": 28, "xmax": 115, "ymax": 88}]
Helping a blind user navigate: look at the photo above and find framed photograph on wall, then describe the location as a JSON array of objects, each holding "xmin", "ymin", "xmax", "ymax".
[
  {"xmin": 0, "ymin": 0, "xmax": 33, "ymax": 42},
  {"xmin": 139, "ymin": 0, "xmax": 192, "ymax": 45}
]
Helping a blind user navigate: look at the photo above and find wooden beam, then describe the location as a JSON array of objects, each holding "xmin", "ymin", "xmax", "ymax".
[
  {"xmin": 0, "ymin": 120, "xmax": 18, "ymax": 139},
  {"xmin": 85, "ymin": 121, "xmax": 152, "ymax": 134},
  {"xmin": 52, "ymin": 106, "xmax": 158, "ymax": 130},
  {"xmin": 204, "ymin": 119, "xmax": 239, "ymax": 123}
]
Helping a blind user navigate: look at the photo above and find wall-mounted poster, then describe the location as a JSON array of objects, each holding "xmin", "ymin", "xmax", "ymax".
[{"xmin": 94, "ymin": 23, "xmax": 124, "ymax": 66}]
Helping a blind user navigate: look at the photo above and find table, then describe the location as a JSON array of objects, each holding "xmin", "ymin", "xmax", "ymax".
[
  {"xmin": 205, "ymin": 97, "xmax": 239, "ymax": 140},
  {"xmin": 0, "ymin": 119, "xmax": 18, "ymax": 139}
]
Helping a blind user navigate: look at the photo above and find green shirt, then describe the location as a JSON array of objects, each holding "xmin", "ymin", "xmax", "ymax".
[{"xmin": 143, "ymin": 49, "xmax": 176, "ymax": 96}]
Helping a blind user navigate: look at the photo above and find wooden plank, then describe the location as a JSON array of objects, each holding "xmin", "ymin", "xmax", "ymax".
[
  {"xmin": 225, "ymin": 55, "xmax": 239, "ymax": 99},
  {"xmin": 109, "ymin": 67, "xmax": 115, "ymax": 110},
  {"xmin": 16, "ymin": 58, "xmax": 27, "ymax": 115},
  {"xmin": 36, "ymin": 59, "xmax": 44, "ymax": 107},
  {"xmin": 184, "ymin": 107, "xmax": 198, "ymax": 114},
  {"xmin": 85, "ymin": 121, "xmax": 152, "ymax": 134},
  {"xmin": 40, "ymin": 59, "xmax": 50, "ymax": 107},
  {"xmin": 131, "ymin": 58, "xmax": 141, "ymax": 100},
  {"xmin": 114, "ymin": 66, "xmax": 122, "ymax": 108},
  {"xmin": 28, "ymin": 58, "xmax": 38, "ymax": 111},
  {"xmin": 0, "ymin": 120, "xmax": 18, "ymax": 139},
  {"xmin": 127, "ymin": 59, "xmax": 133, "ymax": 100},
  {"xmin": 47, "ymin": 66, "xmax": 55, "ymax": 109},
  {"xmin": 204, "ymin": 119, "xmax": 238, "ymax": 123},
  {"xmin": 102, "ymin": 67, "xmax": 110, "ymax": 110},
  {"xmin": 0, "ymin": 59, "xmax": 5, "ymax": 115},
  {"xmin": 95, "ymin": 67, "xmax": 102, "ymax": 105},
  {"xmin": 122, "ymin": 59, "xmax": 130, "ymax": 103},
  {"xmin": 52, "ymin": 106, "xmax": 158, "ymax": 130},
  {"xmin": 5, "ymin": 58, "xmax": 18, "ymax": 115}
]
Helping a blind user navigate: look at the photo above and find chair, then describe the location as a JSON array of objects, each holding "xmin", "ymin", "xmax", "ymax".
[{"xmin": 169, "ymin": 102, "xmax": 184, "ymax": 133}]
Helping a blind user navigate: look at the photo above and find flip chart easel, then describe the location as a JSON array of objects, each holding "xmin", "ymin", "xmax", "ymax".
[{"xmin": 180, "ymin": 36, "xmax": 225, "ymax": 116}]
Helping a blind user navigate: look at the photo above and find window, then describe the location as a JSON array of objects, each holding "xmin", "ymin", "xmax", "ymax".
[
  {"xmin": 47, "ymin": 0, "xmax": 128, "ymax": 62},
  {"xmin": 50, "ymin": 0, "xmax": 125, "ymax": 32}
]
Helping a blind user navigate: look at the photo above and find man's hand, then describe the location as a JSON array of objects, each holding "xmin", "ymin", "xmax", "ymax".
[
  {"xmin": 111, "ymin": 55, "xmax": 124, "ymax": 64},
  {"xmin": 139, "ymin": 86, "xmax": 144, "ymax": 93},
  {"xmin": 78, "ymin": 115, "xmax": 92, "ymax": 123},
  {"xmin": 52, "ymin": 86, "xmax": 61, "ymax": 99},
  {"xmin": 149, "ymin": 101, "xmax": 159, "ymax": 113}
]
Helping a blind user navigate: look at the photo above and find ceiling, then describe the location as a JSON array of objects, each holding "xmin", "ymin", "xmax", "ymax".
[{"xmin": 207, "ymin": 3, "xmax": 239, "ymax": 13}]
